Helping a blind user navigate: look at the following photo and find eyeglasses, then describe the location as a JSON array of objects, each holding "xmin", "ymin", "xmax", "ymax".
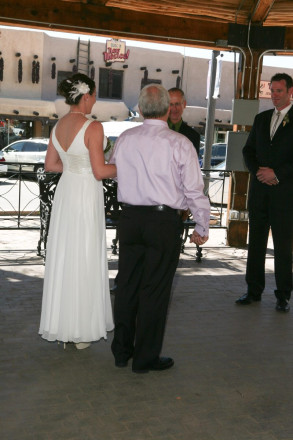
[{"xmin": 170, "ymin": 102, "xmax": 184, "ymax": 107}]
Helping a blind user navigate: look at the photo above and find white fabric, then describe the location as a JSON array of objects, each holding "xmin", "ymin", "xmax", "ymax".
[
  {"xmin": 39, "ymin": 119, "xmax": 114, "ymax": 343},
  {"xmin": 110, "ymin": 119, "xmax": 210, "ymax": 236}
]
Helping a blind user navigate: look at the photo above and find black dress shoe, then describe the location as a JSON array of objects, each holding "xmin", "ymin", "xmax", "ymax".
[
  {"xmin": 115, "ymin": 359, "xmax": 128, "ymax": 368},
  {"xmin": 235, "ymin": 293, "xmax": 261, "ymax": 305},
  {"xmin": 276, "ymin": 299, "xmax": 290, "ymax": 312},
  {"xmin": 132, "ymin": 357, "xmax": 174, "ymax": 374}
]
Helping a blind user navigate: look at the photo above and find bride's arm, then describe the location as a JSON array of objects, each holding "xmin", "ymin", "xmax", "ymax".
[
  {"xmin": 87, "ymin": 121, "xmax": 117, "ymax": 180},
  {"xmin": 45, "ymin": 138, "xmax": 63, "ymax": 173}
]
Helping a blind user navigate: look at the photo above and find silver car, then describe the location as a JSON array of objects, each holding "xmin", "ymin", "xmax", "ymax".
[{"xmin": 2, "ymin": 138, "xmax": 49, "ymax": 180}]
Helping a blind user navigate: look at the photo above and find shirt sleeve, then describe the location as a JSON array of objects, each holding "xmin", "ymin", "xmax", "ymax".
[{"xmin": 178, "ymin": 140, "xmax": 210, "ymax": 236}]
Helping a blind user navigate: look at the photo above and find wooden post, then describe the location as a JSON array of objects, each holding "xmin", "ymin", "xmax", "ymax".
[
  {"xmin": 226, "ymin": 171, "xmax": 249, "ymax": 247},
  {"xmin": 33, "ymin": 120, "xmax": 42, "ymax": 137},
  {"xmin": 226, "ymin": 49, "xmax": 262, "ymax": 247}
]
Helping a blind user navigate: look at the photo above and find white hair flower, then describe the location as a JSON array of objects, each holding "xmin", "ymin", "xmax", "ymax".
[{"xmin": 69, "ymin": 81, "xmax": 90, "ymax": 100}]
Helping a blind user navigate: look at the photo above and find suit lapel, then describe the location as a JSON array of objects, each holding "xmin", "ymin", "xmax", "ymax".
[
  {"xmin": 273, "ymin": 105, "xmax": 293, "ymax": 138},
  {"xmin": 265, "ymin": 109, "xmax": 274, "ymax": 140}
]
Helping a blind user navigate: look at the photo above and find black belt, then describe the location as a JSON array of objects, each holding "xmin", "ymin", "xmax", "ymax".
[{"xmin": 121, "ymin": 203, "xmax": 182, "ymax": 216}]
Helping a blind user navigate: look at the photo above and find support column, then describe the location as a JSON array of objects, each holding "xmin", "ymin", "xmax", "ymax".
[
  {"xmin": 33, "ymin": 120, "xmax": 42, "ymax": 137},
  {"xmin": 226, "ymin": 49, "xmax": 263, "ymax": 247}
]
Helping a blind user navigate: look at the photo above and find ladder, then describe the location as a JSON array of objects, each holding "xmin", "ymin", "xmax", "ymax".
[{"xmin": 76, "ymin": 38, "xmax": 90, "ymax": 75}]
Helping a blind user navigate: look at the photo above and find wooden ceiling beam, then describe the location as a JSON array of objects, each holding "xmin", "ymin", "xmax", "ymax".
[
  {"xmin": 0, "ymin": 0, "xmax": 292, "ymax": 51},
  {"xmin": 250, "ymin": 0, "xmax": 275, "ymax": 24},
  {"xmin": 0, "ymin": 0, "xmax": 229, "ymax": 49}
]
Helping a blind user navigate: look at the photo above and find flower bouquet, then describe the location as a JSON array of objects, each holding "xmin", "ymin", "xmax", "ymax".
[{"xmin": 103, "ymin": 136, "xmax": 115, "ymax": 162}]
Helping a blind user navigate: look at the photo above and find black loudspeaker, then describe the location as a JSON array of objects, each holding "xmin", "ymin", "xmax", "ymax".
[{"xmin": 228, "ymin": 23, "xmax": 285, "ymax": 50}]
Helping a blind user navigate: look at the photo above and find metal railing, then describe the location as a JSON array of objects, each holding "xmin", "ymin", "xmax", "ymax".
[
  {"xmin": 0, "ymin": 164, "xmax": 42, "ymax": 230},
  {"xmin": 202, "ymin": 168, "xmax": 231, "ymax": 228},
  {"xmin": 0, "ymin": 165, "xmax": 231, "ymax": 256}
]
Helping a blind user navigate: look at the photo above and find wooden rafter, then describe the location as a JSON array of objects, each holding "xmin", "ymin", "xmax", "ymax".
[{"xmin": 0, "ymin": 0, "xmax": 292, "ymax": 51}]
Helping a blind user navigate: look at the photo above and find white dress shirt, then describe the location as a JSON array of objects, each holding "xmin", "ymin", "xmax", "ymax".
[
  {"xmin": 270, "ymin": 103, "xmax": 292, "ymax": 137},
  {"xmin": 110, "ymin": 119, "xmax": 210, "ymax": 236}
]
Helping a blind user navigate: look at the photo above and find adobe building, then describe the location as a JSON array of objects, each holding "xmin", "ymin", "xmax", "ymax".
[{"xmin": 0, "ymin": 26, "xmax": 292, "ymax": 148}]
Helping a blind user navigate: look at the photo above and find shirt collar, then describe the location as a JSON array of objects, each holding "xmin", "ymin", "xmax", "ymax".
[
  {"xmin": 143, "ymin": 119, "xmax": 168, "ymax": 127},
  {"xmin": 167, "ymin": 119, "xmax": 183, "ymax": 131},
  {"xmin": 274, "ymin": 103, "xmax": 292, "ymax": 116}
]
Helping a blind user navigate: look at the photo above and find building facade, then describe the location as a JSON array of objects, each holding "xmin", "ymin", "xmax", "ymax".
[{"xmin": 0, "ymin": 27, "xmax": 291, "ymax": 148}]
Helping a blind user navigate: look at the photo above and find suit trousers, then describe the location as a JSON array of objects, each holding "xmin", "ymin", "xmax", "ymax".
[
  {"xmin": 246, "ymin": 185, "xmax": 293, "ymax": 300},
  {"xmin": 111, "ymin": 206, "xmax": 183, "ymax": 370}
]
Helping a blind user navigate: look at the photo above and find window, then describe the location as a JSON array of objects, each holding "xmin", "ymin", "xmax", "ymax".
[
  {"xmin": 8, "ymin": 142, "xmax": 25, "ymax": 152},
  {"xmin": 217, "ymin": 145, "xmax": 227, "ymax": 157},
  {"xmin": 22, "ymin": 143, "xmax": 40, "ymax": 152},
  {"xmin": 38, "ymin": 143, "xmax": 48, "ymax": 152},
  {"xmin": 99, "ymin": 68, "xmax": 123, "ymax": 99}
]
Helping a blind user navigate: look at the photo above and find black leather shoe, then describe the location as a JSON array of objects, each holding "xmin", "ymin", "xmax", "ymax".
[
  {"xmin": 132, "ymin": 357, "xmax": 174, "ymax": 373},
  {"xmin": 235, "ymin": 293, "xmax": 261, "ymax": 305},
  {"xmin": 276, "ymin": 299, "xmax": 290, "ymax": 312},
  {"xmin": 110, "ymin": 283, "xmax": 118, "ymax": 294},
  {"xmin": 115, "ymin": 359, "xmax": 128, "ymax": 368}
]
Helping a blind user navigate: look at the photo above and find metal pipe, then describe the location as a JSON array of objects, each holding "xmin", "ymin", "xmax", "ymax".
[
  {"xmin": 228, "ymin": 46, "xmax": 247, "ymax": 98},
  {"xmin": 255, "ymin": 49, "xmax": 293, "ymax": 99},
  {"xmin": 247, "ymin": 21, "xmax": 253, "ymax": 99},
  {"xmin": 203, "ymin": 50, "xmax": 220, "ymax": 194}
]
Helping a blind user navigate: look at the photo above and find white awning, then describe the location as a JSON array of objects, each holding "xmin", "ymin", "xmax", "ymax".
[
  {"xmin": 0, "ymin": 98, "xmax": 56, "ymax": 119},
  {"xmin": 53, "ymin": 99, "xmax": 130, "ymax": 121}
]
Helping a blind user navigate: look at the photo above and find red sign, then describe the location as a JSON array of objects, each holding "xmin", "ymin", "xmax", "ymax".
[{"xmin": 103, "ymin": 39, "xmax": 130, "ymax": 63}]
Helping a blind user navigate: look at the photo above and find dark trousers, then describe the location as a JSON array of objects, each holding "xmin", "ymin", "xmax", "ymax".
[
  {"xmin": 111, "ymin": 207, "xmax": 183, "ymax": 370},
  {"xmin": 246, "ymin": 189, "xmax": 293, "ymax": 300}
]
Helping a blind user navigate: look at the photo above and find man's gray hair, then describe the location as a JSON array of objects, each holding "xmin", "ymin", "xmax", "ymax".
[{"xmin": 139, "ymin": 84, "xmax": 170, "ymax": 118}]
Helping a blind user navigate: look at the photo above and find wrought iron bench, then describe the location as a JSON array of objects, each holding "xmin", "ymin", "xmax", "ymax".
[{"xmin": 38, "ymin": 174, "xmax": 201, "ymax": 261}]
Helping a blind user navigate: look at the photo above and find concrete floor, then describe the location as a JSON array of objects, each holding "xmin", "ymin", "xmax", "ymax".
[{"xmin": 1, "ymin": 228, "xmax": 293, "ymax": 440}]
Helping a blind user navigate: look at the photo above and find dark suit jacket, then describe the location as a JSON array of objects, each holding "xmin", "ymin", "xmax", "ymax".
[
  {"xmin": 179, "ymin": 121, "xmax": 200, "ymax": 155},
  {"xmin": 243, "ymin": 105, "xmax": 293, "ymax": 208}
]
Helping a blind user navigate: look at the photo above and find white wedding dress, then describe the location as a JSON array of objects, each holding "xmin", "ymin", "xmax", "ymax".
[{"xmin": 39, "ymin": 119, "xmax": 114, "ymax": 343}]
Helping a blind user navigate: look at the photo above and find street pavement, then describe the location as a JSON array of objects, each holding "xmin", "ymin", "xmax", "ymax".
[{"xmin": 1, "ymin": 227, "xmax": 293, "ymax": 440}]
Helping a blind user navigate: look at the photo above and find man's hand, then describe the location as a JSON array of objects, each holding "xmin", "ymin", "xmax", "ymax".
[
  {"xmin": 256, "ymin": 167, "xmax": 278, "ymax": 186},
  {"xmin": 181, "ymin": 209, "xmax": 190, "ymax": 222},
  {"xmin": 190, "ymin": 230, "xmax": 209, "ymax": 246}
]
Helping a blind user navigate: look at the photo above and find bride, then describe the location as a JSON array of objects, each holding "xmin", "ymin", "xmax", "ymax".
[{"xmin": 39, "ymin": 73, "xmax": 116, "ymax": 350}]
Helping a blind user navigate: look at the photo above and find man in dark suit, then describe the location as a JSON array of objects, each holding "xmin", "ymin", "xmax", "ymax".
[
  {"xmin": 168, "ymin": 87, "xmax": 200, "ymax": 155},
  {"xmin": 236, "ymin": 73, "xmax": 293, "ymax": 312}
]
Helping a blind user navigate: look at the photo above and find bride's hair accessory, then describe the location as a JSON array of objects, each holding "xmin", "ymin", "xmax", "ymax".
[{"xmin": 69, "ymin": 80, "xmax": 90, "ymax": 100}]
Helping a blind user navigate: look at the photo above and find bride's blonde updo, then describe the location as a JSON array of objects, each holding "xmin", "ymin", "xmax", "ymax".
[{"xmin": 58, "ymin": 73, "xmax": 96, "ymax": 105}]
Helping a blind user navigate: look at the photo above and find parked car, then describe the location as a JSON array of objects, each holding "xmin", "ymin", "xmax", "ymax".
[
  {"xmin": 2, "ymin": 138, "xmax": 49, "ymax": 181},
  {"xmin": 199, "ymin": 142, "xmax": 227, "ymax": 167},
  {"xmin": 0, "ymin": 150, "xmax": 8, "ymax": 174}
]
